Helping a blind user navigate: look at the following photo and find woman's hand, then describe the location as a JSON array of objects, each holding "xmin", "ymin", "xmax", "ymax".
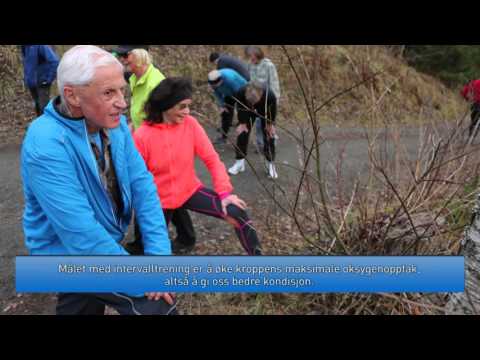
[
  {"xmin": 266, "ymin": 124, "xmax": 276, "ymax": 138},
  {"xmin": 221, "ymin": 194, "xmax": 247, "ymax": 215},
  {"xmin": 145, "ymin": 292, "xmax": 176, "ymax": 304},
  {"xmin": 236, "ymin": 124, "xmax": 249, "ymax": 135}
]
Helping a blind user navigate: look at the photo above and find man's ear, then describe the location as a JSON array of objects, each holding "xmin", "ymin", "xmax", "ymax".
[{"xmin": 63, "ymin": 86, "xmax": 82, "ymax": 108}]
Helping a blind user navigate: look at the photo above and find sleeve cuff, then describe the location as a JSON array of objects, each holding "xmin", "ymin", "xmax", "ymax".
[{"xmin": 218, "ymin": 192, "xmax": 231, "ymax": 200}]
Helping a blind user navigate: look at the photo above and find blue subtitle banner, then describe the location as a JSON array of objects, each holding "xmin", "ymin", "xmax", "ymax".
[{"xmin": 16, "ymin": 256, "xmax": 464, "ymax": 293}]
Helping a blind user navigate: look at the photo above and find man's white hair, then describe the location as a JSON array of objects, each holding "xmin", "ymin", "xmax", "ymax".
[{"xmin": 57, "ymin": 45, "xmax": 123, "ymax": 101}]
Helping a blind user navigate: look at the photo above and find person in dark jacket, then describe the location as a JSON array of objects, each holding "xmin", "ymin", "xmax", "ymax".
[
  {"xmin": 228, "ymin": 81, "xmax": 278, "ymax": 179},
  {"xmin": 209, "ymin": 52, "xmax": 250, "ymax": 82},
  {"xmin": 208, "ymin": 69, "xmax": 248, "ymax": 145},
  {"xmin": 21, "ymin": 45, "xmax": 59, "ymax": 116}
]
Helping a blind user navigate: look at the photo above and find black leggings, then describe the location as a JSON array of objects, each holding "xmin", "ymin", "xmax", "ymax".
[
  {"xmin": 165, "ymin": 187, "xmax": 261, "ymax": 256},
  {"xmin": 220, "ymin": 96, "xmax": 237, "ymax": 138},
  {"xmin": 469, "ymin": 103, "xmax": 480, "ymax": 137},
  {"xmin": 56, "ymin": 293, "xmax": 177, "ymax": 315},
  {"xmin": 132, "ymin": 208, "xmax": 196, "ymax": 255},
  {"xmin": 28, "ymin": 85, "xmax": 51, "ymax": 117},
  {"xmin": 236, "ymin": 118, "xmax": 275, "ymax": 162}
]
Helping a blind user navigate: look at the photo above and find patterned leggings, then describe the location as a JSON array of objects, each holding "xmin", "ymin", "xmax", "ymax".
[{"xmin": 165, "ymin": 188, "xmax": 261, "ymax": 256}]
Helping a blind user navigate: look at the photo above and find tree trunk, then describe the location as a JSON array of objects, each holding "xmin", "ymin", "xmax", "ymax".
[{"xmin": 446, "ymin": 194, "xmax": 480, "ymax": 315}]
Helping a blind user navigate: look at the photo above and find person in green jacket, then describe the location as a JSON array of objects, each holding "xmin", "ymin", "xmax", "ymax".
[{"xmin": 123, "ymin": 48, "xmax": 166, "ymax": 130}]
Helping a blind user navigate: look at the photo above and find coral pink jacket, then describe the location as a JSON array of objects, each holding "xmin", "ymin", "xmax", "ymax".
[{"xmin": 133, "ymin": 115, "xmax": 233, "ymax": 209}]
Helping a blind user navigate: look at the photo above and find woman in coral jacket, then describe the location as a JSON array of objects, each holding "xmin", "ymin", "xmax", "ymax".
[{"xmin": 133, "ymin": 77, "xmax": 262, "ymax": 256}]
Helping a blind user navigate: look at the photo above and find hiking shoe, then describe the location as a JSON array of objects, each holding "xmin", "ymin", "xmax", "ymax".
[
  {"xmin": 228, "ymin": 159, "xmax": 246, "ymax": 175},
  {"xmin": 267, "ymin": 162, "xmax": 278, "ymax": 179},
  {"xmin": 253, "ymin": 247, "xmax": 263, "ymax": 256}
]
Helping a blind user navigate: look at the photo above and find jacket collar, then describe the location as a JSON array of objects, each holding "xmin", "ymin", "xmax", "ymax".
[
  {"xmin": 41, "ymin": 97, "xmax": 87, "ymax": 135},
  {"xmin": 47, "ymin": 97, "xmax": 114, "ymax": 138},
  {"xmin": 131, "ymin": 64, "xmax": 155, "ymax": 88}
]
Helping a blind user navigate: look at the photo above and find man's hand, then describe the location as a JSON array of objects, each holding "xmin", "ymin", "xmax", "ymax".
[
  {"xmin": 221, "ymin": 194, "xmax": 247, "ymax": 216},
  {"xmin": 236, "ymin": 124, "xmax": 249, "ymax": 135},
  {"xmin": 145, "ymin": 292, "xmax": 176, "ymax": 304}
]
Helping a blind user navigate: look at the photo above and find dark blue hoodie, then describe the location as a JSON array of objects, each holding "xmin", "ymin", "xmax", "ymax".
[{"xmin": 21, "ymin": 45, "xmax": 59, "ymax": 89}]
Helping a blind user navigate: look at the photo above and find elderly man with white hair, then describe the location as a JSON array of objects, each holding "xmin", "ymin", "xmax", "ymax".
[{"xmin": 21, "ymin": 45, "xmax": 176, "ymax": 315}]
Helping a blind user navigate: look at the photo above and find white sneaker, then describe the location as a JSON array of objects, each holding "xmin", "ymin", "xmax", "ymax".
[
  {"xmin": 228, "ymin": 159, "xmax": 246, "ymax": 175},
  {"xmin": 267, "ymin": 162, "xmax": 278, "ymax": 179}
]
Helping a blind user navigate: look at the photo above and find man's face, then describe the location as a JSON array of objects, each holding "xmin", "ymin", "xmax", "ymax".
[
  {"xmin": 123, "ymin": 52, "xmax": 138, "ymax": 73},
  {"xmin": 118, "ymin": 53, "xmax": 129, "ymax": 67},
  {"xmin": 75, "ymin": 65, "xmax": 128, "ymax": 131},
  {"xmin": 249, "ymin": 54, "xmax": 260, "ymax": 65}
]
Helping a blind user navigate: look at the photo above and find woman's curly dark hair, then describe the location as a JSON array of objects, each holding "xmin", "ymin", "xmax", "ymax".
[{"xmin": 145, "ymin": 77, "xmax": 193, "ymax": 124}]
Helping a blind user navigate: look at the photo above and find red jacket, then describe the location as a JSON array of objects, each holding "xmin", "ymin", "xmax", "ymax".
[
  {"xmin": 133, "ymin": 115, "xmax": 233, "ymax": 209},
  {"xmin": 461, "ymin": 80, "xmax": 480, "ymax": 103}
]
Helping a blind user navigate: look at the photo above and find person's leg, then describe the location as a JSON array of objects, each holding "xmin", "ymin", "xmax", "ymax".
[
  {"xmin": 262, "ymin": 120, "xmax": 276, "ymax": 163},
  {"xmin": 215, "ymin": 111, "xmax": 233, "ymax": 145},
  {"xmin": 37, "ymin": 85, "xmax": 51, "ymax": 115},
  {"xmin": 94, "ymin": 293, "xmax": 178, "ymax": 315},
  {"xmin": 229, "ymin": 120, "xmax": 252, "ymax": 175},
  {"xmin": 171, "ymin": 208, "xmax": 196, "ymax": 251},
  {"xmin": 471, "ymin": 103, "xmax": 480, "ymax": 138},
  {"xmin": 255, "ymin": 117, "xmax": 265, "ymax": 151},
  {"xmin": 470, "ymin": 105, "xmax": 476, "ymax": 137},
  {"xmin": 183, "ymin": 188, "xmax": 262, "ymax": 255},
  {"xmin": 163, "ymin": 209, "xmax": 174, "ymax": 225},
  {"xmin": 235, "ymin": 120, "xmax": 253, "ymax": 160},
  {"xmin": 57, "ymin": 293, "xmax": 178, "ymax": 315},
  {"xmin": 218, "ymin": 96, "xmax": 236, "ymax": 141},
  {"xmin": 125, "ymin": 218, "xmax": 145, "ymax": 255},
  {"xmin": 28, "ymin": 87, "xmax": 41, "ymax": 117},
  {"xmin": 262, "ymin": 119, "xmax": 278, "ymax": 179},
  {"xmin": 225, "ymin": 96, "xmax": 237, "ymax": 134},
  {"xmin": 127, "ymin": 210, "xmax": 175, "ymax": 255},
  {"xmin": 56, "ymin": 293, "xmax": 106, "ymax": 315}
]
